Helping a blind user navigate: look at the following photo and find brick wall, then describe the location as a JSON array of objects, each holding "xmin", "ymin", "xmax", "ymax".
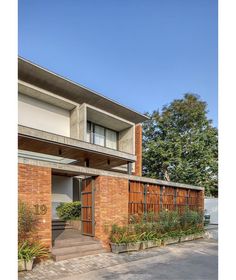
[
  {"xmin": 94, "ymin": 176, "xmax": 129, "ymax": 249},
  {"xmin": 134, "ymin": 124, "xmax": 142, "ymax": 176},
  {"xmin": 18, "ymin": 163, "xmax": 52, "ymax": 249}
]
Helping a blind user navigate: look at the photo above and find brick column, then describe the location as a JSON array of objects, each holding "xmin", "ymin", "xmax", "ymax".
[
  {"xmin": 134, "ymin": 124, "xmax": 142, "ymax": 176},
  {"xmin": 94, "ymin": 176, "xmax": 129, "ymax": 250},
  {"xmin": 18, "ymin": 163, "xmax": 52, "ymax": 249}
]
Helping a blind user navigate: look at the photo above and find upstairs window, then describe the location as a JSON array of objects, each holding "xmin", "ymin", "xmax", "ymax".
[
  {"xmin": 94, "ymin": 125, "xmax": 105, "ymax": 146},
  {"xmin": 106, "ymin": 129, "xmax": 117, "ymax": 149},
  {"xmin": 87, "ymin": 121, "xmax": 118, "ymax": 150}
]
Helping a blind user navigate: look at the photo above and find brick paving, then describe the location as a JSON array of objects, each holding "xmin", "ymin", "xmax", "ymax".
[
  {"xmin": 19, "ymin": 239, "xmax": 215, "ymax": 280},
  {"xmin": 19, "ymin": 246, "xmax": 169, "ymax": 280}
]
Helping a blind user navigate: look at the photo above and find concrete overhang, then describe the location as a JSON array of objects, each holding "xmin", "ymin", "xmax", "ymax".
[
  {"xmin": 18, "ymin": 57, "xmax": 149, "ymax": 124},
  {"xmin": 18, "ymin": 156, "xmax": 204, "ymax": 191},
  {"xmin": 86, "ymin": 104, "xmax": 134, "ymax": 131},
  {"xmin": 18, "ymin": 80, "xmax": 77, "ymax": 111},
  {"xmin": 18, "ymin": 125, "xmax": 136, "ymax": 170}
]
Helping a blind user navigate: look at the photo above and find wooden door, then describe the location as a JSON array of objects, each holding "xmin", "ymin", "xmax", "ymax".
[{"xmin": 81, "ymin": 177, "xmax": 94, "ymax": 236}]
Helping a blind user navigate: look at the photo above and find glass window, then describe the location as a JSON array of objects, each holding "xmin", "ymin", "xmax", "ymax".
[
  {"xmin": 106, "ymin": 129, "xmax": 117, "ymax": 149},
  {"xmin": 94, "ymin": 125, "xmax": 105, "ymax": 146}
]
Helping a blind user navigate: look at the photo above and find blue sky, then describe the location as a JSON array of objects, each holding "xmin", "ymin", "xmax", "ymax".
[{"xmin": 18, "ymin": 0, "xmax": 218, "ymax": 126}]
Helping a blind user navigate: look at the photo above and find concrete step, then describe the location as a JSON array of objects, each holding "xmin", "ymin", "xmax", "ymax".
[
  {"xmin": 52, "ymin": 242, "xmax": 104, "ymax": 255},
  {"xmin": 53, "ymin": 239, "xmax": 100, "ymax": 249},
  {"xmin": 52, "ymin": 225, "xmax": 73, "ymax": 230},
  {"xmin": 54, "ymin": 236, "xmax": 95, "ymax": 247},
  {"xmin": 52, "ymin": 220, "xmax": 73, "ymax": 230},
  {"xmin": 52, "ymin": 248, "xmax": 106, "ymax": 262}
]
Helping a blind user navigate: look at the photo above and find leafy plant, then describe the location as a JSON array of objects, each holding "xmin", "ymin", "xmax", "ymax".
[
  {"xmin": 110, "ymin": 224, "xmax": 139, "ymax": 244},
  {"xmin": 56, "ymin": 201, "xmax": 81, "ymax": 220},
  {"xmin": 18, "ymin": 201, "xmax": 39, "ymax": 242},
  {"xmin": 179, "ymin": 208, "xmax": 203, "ymax": 230},
  {"xmin": 18, "ymin": 241, "xmax": 48, "ymax": 261},
  {"xmin": 142, "ymin": 94, "xmax": 218, "ymax": 197}
]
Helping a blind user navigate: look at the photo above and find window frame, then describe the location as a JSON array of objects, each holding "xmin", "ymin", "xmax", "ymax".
[{"xmin": 87, "ymin": 121, "xmax": 118, "ymax": 150}]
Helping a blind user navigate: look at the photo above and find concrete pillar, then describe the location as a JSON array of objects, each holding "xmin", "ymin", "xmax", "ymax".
[{"xmin": 134, "ymin": 124, "xmax": 142, "ymax": 176}]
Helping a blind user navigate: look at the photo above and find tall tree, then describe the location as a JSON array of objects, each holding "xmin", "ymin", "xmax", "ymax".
[{"xmin": 142, "ymin": 94, "xmax": 218, "ymax": 197}]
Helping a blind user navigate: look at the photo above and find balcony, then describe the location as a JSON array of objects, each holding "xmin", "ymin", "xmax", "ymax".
[{"xmin": 18, "ymin": 125, "xmax": 136, "ymax": 172}]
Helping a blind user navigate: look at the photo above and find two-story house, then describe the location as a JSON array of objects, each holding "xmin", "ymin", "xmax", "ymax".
[{"xmin": 18, "ymin": 57, "xmax": 204, "ymax": 260}]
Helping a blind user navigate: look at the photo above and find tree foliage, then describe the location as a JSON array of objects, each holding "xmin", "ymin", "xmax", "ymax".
[{"xmin": 142, "ymin": 94, "xmax": 218, "ymax": 197}]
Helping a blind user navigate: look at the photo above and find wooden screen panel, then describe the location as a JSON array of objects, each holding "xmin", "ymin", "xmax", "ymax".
[
  {"xmin": 162, "ymin": 186, "xmax": 175, "ymax": 211},
  {"xmin": 129, "ymin": 181, "xmax": 145, "ymax": 215},
  {"xmin": 146, "ymin": 184, "xmax": 161, "ymax": 213},
  {"xmin": 128, "ymin": 181, "xmax": 202, "ymax": 219},
  {"xmin": 81, "ymin": 178, "xmax": 94, "ymax": 236},
  {"xmin": 189, "ymin": 190, "xmax": 199, "ymax": 211},
  {"xmin": 176, "ymin": 188, "xmax": 188, "ymax": 214}
]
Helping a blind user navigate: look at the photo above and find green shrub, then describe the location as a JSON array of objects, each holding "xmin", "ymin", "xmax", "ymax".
[
  {"xmin": 179, "ymin": 208, "xmax": 203, "ymax": 230},
  {"xmin": 56, "ymin": 201, "xmax": 81, "ymax": 220},
  {"xmin": 110, "ymin": 224, "xmax": 138, "ymax": 244},
  {"xmin": 157, "ymin": 210, "xmax": 180, "ymax": 233},
  {"xmin": 110, "ymin": 209, "xmax": 204, "ymax": 244}
]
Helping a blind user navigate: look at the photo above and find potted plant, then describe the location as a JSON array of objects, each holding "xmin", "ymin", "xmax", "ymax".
[
  {"xmin": 140, "ymin": 232, "xmax": 161, "ymax": 250},
  {"xmin": 18, "ymin": 242, "xmax": 26, "ymax": 271},
  {"xmin": 110, "ymin": 224, "xmax": 141, "ymax": 253},
  {"xmin": 56, "ymin": 201, "xmax": 81, "ymax": 230},
  {"xmin": 18, "ymin": 241, "xmax": 49, "ymax": 271}
]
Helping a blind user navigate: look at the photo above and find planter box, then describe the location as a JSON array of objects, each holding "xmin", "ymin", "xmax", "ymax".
[
  {"xmin": 127, "ymin": 242, "xmax": 141, "ymax": 252},
  {"xmin": 162, "ymin": 237, "xmax": 180, "ymax": 246},
  {"xmin": 194, "ymin": 232, "xmax": 204, "ymax": 239},
  {"xmin": 110, "ymin": 242, "xmax": 141, "ymax": 253},
  {"xmin": 68, "ymin": 220, "xmax": 81, "ymax": 232},
  {"xmin": 25, "ymin": 259, "xmax": 34, "ymax": 271},
  {"xmin": 180, "ymin": 234, "xmax": 195, "ymax": 242},
  {"xmin": 18, "ymin": 259, "xmax": 25, "ymax": 272},
  {"xmin": 140, "ymin": 240, "xmax": 162, "ymax": 250}
]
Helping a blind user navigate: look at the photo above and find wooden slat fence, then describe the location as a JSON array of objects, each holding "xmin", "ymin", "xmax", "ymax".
[{"xmin": 129, "ymin": 180, "xmax": 202, "ymax": 217}]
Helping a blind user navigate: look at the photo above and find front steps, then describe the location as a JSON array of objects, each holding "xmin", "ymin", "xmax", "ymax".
[
  {"xmin": 52, "ymin": 219, "xmax": 73, "ymax": 231},
  {"xmin": 52, "ymin": 229, "xmax": 106, "ymax": 261}
]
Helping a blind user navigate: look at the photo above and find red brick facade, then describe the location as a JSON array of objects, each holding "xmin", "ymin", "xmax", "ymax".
[
  {"xmin": 134, "ymin": 124, "xmax": 142, "ymax": 176},
  {"xmin": 94, "ymin": 176, "xmax": 129, "ymax": 249},
  {"xmin": 18, "ymin": 163, "xmax": 52, "ymax": 249}
]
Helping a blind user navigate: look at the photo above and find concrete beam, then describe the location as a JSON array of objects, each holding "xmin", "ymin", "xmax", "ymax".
[
  {"xmin": 18, "ymin": 156, "xmax": 204, "ymax": 191},
  {"xmin": 18, "ymin": 125, "xmax": 136, "ymax": 162}
]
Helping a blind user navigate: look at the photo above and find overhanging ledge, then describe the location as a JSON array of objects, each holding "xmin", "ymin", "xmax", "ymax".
[
  {"xmin": 18, "ymin": 156, "xmax": 204, "ymax": 191},
  {"xmin": 18, "ymin": 125, "xmax": 136, "ymax": 162}
]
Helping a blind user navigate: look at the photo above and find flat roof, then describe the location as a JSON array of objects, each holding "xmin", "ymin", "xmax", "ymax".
[{"xmin": 18, "ymin": 57, "xmax": 149, "ymax": 124}]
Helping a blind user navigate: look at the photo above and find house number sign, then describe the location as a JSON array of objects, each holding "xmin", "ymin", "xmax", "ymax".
[{"xmin": 34, "ymin": 204, "xmax": 47, "ymax": 215}]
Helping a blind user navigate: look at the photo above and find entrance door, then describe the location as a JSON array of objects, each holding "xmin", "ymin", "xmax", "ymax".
[{"xmin": 81, "ymin": 177, "xmax": 95, "ymax": 236}]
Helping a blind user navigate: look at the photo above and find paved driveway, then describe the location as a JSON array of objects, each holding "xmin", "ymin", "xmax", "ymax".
[{"xmin": 19, "ymin": 239, "xmax": 218, "ymax": 280}]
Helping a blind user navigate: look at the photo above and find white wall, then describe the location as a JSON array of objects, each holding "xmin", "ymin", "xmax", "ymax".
[
  {"xmin": 18, "ymin": 93, "xmax": 70, "ymax": 137},
  {"xmin": 205, "ymin": 198, "xmax": 218, "ymax": 224},
  {"xmin": 52, "ymin": 175, "xmax": 73, "ymax": 219}
]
